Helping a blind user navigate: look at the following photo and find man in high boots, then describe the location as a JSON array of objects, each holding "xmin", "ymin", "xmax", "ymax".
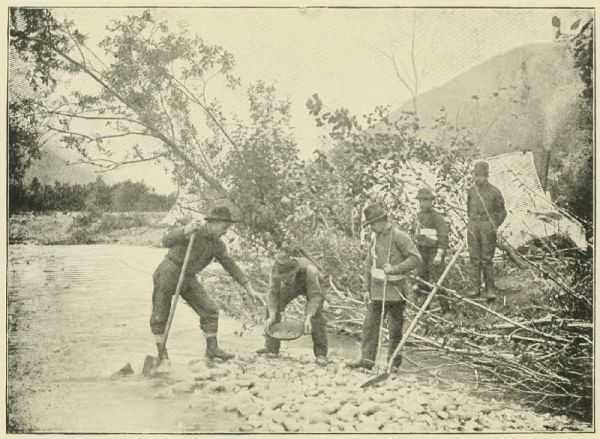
[
  {"xmin": 150, "ymin": 206, "xmax": 261, "ymax": 365},
  {"xmin": 466, "ymin": 161, "xmax": 507, "ymax": 301},
  {"xmin": 410, "ymin": 187, "xmax": 451, "ymax": 318},
  {"xmin": 257, "ymin": 250, "xmax": 328, "ymax": 366},
  {"xmin": 347, "ymin": 204, "xmax": 422, "ymax": 371}
]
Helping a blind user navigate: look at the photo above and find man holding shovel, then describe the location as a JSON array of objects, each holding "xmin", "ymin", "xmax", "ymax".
[
  {"xmin": 150, "ymin": 206, "xmax": 261, "ymax": 365},
  {"xmin": 256, "ymin": 251, "xmax": 328, "ymax": 366},
  {"xmin": 347, "ymin": 204, "xmax": 421, "ymax": 371}
]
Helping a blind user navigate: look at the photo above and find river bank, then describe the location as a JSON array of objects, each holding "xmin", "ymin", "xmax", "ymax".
[{"xmin": 7, "ymin": 243, "xmax": 591, "ymax": 433}]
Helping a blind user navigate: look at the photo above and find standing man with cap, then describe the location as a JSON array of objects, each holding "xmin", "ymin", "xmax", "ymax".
[
  {"xmin": 410, "ymin": 187, "xmax": 451, "ymax": 316},
  {"xmin": 467, "ymin": 160, "xmax": 507, "ymax": 300},
  {"xmin": 347, "ymin": 204, "xmax": 422, "ymax": 370},
  {"xmin": 257, "ymin": 250, "xmax": 328, "ymax": 366},
  {"xmin": 150, "ymin": 206, "xmax": 261, "ymax": 364}
]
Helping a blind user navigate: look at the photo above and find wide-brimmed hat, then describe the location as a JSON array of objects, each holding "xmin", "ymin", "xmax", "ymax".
[
  {"xmin": 416, "ymin": 187, "xmax": 435, "ymax": 200},
  {"xmin": 272, "ymin": 256, "xmax": 300, "ymax": 279},
  {"xmin": 473, "ymin": 160, "xmax": 490, "ymax": 177},
  {"xmin": 205, "ymin": 206, "xmax": 236, "ymax": 223},
  {"xmin": 362, "ymin": 204, "xmax": 388, "ymax": 227}
]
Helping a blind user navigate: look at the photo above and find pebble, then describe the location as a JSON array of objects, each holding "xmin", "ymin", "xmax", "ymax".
[
  {"xmin": 303, "ymin": 422, "xmax": 329, "ymax": 432},
  {"xmin": 282, "ymin": 418, "xmax": 300, "ymax": 432}
]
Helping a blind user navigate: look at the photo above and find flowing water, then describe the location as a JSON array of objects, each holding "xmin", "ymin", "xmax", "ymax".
[{"xmin": 7, "ymin": 244, "xmax": 364, "ymax": 433}]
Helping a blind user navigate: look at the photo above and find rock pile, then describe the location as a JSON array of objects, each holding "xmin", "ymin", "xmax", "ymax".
[{"xmin": 150, "ymin": 353, "xmax": 590, "ymax": 433}]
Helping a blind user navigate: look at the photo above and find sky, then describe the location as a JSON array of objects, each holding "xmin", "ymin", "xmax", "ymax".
[{"xmin": 42, "ymin": 6, "xmax": 591, "ymax": 194}]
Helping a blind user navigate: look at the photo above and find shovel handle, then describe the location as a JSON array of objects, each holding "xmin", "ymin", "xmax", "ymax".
[
  {"xmin": 161, "ymin": 232, "xmax": 196, "ymax": 352},
  {"xmin": 386, "ymin": 237, "xmax": 467, "ymax": 374}
]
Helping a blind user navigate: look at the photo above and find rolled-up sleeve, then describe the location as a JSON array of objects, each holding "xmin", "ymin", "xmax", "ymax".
[
  {"xmin": 305, "ymin": 266, "xmax": 324, "ymax": 318},
  {"xmin": 388, "ymin": 230, "xmax": 422, "ymax": 275},
  {"xmin": 214, "ymin": 240, "xmax": 249, "ymax": 287}
]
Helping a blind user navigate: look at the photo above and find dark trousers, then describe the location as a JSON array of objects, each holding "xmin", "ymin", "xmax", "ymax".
[
  {"xmin": 264, "ymin": 290, "xmax": 328, "ymax": 358},
  {"xmin": 416, "ymin": 246, "xmax": 448, "ymax": 310},
  {"xmin": 467, "ymin": 220, "xmax": 497, "ymax": 289},
  {"xmin": 150, "ymin": 258, "xmax": 219, "ymax": 336},
  {"xmin": 361, "ymin": 300, "xmax": 405, "ymax": 365}
]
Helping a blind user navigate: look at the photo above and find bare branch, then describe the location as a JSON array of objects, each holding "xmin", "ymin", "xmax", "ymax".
[{"xmin": 68, "ymin": 152, "xmax": 167, "ymax": 172}]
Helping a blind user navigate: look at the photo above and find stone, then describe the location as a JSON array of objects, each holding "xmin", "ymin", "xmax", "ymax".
[
  {"xmin": 307, "ymin": 411, "xmax": 328, "ymax": 425},
  {"xmin": 336, "ymin": 403, "xmax": 359, "ymax": 421},
  {"xmin": 238, "ymin": 424, "xmax": 254, "ymax": 432},
  {"xmin": 171, "ymin": 381, "xmax": 196, "ymax": 394},
  {"xmin": 282, "ymin": 418, "xmax": 300, "ymax": 432},
  {"xmin": 264, "ymin": 422, "xmax": 286, "ymax": 433},
  {"xmin": 436, "ymin": 410, "xmax": 450, "ymax": 420},
  {"xmin": 246, "ymin": 414, "xmax": 263, "ymax": 428},
  {"xmin": 358, "ymin": 401, "xmax": 381, "ymax": 416},
  {"xmin": 194, "ymin": 371, "xmax": 213, "ymax": 382},
  {"xmin": 238, "ymin": 403, "xmax": 260, "ymax": 418},
  {"xmin": 111, "ymin": 362, "xmax": 134, "ymax": 379},
  {"xmin": 266, "ymin": 396, "xmax": 285, "ymax": 411},
  {"xmin": 223, "ymin": 390, "xmax": 253, "ymax": 412},
  {"xmin": 205, "ymin": 382, "xmax": 228, "ymax": 393},
  {"xmin": 322, "ymin": 401, "xmax": 341, "ymax": 415},
  {"xmin": 381, "ymin": 422, "xmax": 403, "ymax": 432},
  {"xmin": 188, "ymin": 359, "xmax": 205, "ymax": 373},
  {"xmin": 355, "ymin": 418, "xmax": 381, "ymax": 432},
  {"xmin": 303, "ymin": 423, "xmax": 329, "ymax": 433}
]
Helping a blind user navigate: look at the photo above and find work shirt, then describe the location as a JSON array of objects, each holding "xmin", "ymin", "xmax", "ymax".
[
  {"xmin": 267, "ymin": 258, "xmax": 324, "ymax": 318},
  {"xmin": 467, "ymin": 181, "xmax": 507, "ymax": 228},
  {"xmin": 363, "ymin": 224, "xmax": 422, "ymax": 296},
  {"xmin": 410, "ymin": 208, "xmax": 450, "ymax": 252},
  {"xmin": 162, "ymin": 224, "xmax": 249, "ymax": 287}
]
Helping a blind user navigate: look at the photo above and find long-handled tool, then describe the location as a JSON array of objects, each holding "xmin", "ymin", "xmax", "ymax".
[
  {"xmin": 373, "ymin": 232, "xmax": 393, "ymax": 375},
  {"xmin": 361, "ymin": 237, "xmax": 467, "ymax": 388},
  {"xmin": 142, "ymin": 232, "xmax": 196, "ymax": 376}
]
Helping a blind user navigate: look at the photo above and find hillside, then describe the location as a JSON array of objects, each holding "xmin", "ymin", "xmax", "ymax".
[{"xmin": 392, "ymin": 42, "xmax": 583, "ymax": 177}]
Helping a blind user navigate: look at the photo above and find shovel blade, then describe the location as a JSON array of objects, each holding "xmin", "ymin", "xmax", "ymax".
[
  {"xmin": 360, "ymin": 372, "xmax": 390, "ymax": 389},
  {"xmin": 142, "ymin": 355, "xmax": 159, "ymax": 376}
]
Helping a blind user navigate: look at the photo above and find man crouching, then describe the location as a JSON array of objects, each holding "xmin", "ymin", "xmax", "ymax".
[{"xmin": 257, "ymin": 250, "xmax": 328, "ymax": 366}]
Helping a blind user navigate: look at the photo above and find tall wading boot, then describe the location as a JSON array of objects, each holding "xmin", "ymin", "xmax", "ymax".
[
  {"xmin": 466, "ymin": 265, "xmax": 482, "ymax": 299},
  {"xmin": 483, "ymin": 264, "xmax": 498, "ymax": 301},
  {"xmin": 205, "ymin": 336, "xmax": 235, "ymax": 361}
]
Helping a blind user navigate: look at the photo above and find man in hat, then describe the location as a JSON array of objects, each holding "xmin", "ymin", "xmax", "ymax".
[
  {"xmin": 257, "ymin": 251, "xmax": 328, "ymax": 366},
  {"xmin": 347, "ymin": 204, "xmax": 422, "ymax": 370},
  {"xmin": 467, "ymin": 160, "xmax": 507, "ymax": 300},
  {"xmin": 410, "ymin": 187, "xmax": 451, "ymax": 316},
  {"xmin": 150, "ymin": 206, "xmax": 261, "ymax": 364}
]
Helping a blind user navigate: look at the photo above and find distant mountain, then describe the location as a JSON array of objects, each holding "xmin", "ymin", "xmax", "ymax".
[
  {"xmin": 392, "ymin": 42, "xmax": 583, "ymax": 177},
  {"xmin": 24, "ymin": 144, "xmax": 105, "ymax": 186}
]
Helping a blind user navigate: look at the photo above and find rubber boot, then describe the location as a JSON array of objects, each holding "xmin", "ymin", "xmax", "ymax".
[
  {"xmin": 483, "ymin": 265, "xmax": 497, "ymax": 301},
  {"xmin": 205, "ymin": 336, "xmax": 235, "ymax": 360},
  {"xmin": 466, "ymin": 265, "xmax": 482, "ymax": 299}
]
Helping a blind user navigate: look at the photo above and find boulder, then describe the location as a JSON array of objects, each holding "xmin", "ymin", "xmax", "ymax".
[{"xmin": 110, "ymin": 362, "xmax": 134, "ymax": 379}]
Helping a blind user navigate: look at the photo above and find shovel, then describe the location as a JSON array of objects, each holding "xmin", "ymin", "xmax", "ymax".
[
  {"xmin": 142, "ymin": 232, "xmax": 196, "ymax": 376},
  {"xmin": 361, "ymin": 238, "xmax": 467, "ymax": 389}
]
